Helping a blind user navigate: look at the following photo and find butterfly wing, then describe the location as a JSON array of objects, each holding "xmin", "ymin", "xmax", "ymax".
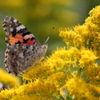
[
  {"xmin": 3, "ymin": 16, "xmax": 41, "ymax": 46},
  {"xmin": 3, "ymin": 16, "xmax": 47, "ymax": 75}
]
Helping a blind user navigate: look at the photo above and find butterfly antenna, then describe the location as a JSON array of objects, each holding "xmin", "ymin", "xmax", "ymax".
[
  {"xmin": 44, "ymin": 37, "xmax": 50, "ymax": 44},
  {"xmin": 44, "ymin": 26, "xmax": 55, "ymax": 44}
]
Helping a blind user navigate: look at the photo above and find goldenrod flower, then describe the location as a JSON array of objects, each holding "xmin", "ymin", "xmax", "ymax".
[
  {"xmin": 60, "ymin": 6, "xmax": 100, "ymax": 57},
  {"xmin": 59, "ymin": 28, "xmax": 83, "ymax": 48},
  {"xmin": 84, "ymin": 63, "xmax": 100, "ymax": 86},
  {"xmin": 0, "ymin": 69, "xmax": 20, "ymax": 87},
  {"xmin": 79, "ymin": 48, "xmax": 98, "ymax": 66},
  {"xmin": 65, "ymin": 76, "xmax": 100, "ymax": 100},
  {"xmin": 1, "ymin": 5, "xmax": 100, "ymax": 100},
  {"xmin": 0, "ymin": 79, "xmax": 59, "ymax": 100}
]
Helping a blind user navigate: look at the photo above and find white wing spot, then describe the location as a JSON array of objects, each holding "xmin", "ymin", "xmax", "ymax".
[
  {"xmin": 20, "ymin": 25, "xmax": 25, "ymax": 29},
  {"xmin": 16, "ymin": 26, "xmax": 20, "ymax": 31},
  {"xmin": 10, "ymin": 28, "xmax": 13, "ymax": 32},
  {"xmin": 13, "ymin": 19, "xmax": 17, "ymax": 23},
  {"xmin": 16, "ymin": 25, "xmax": 25, "ymax": 31},
  {"xmin": 6, "ymin": 17, "xmax": 11, "ymax": 23}
]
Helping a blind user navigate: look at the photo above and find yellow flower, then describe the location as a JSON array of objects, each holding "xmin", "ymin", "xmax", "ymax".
[
  {"xmin": 59, "ymin": 6, "xmax": 100, "ymax": 57},
  {"xmin": 10, "ymin": 94, "xmax": 54, "ymax": 100},
  {"xmin": 59, "ymin": 28, "xmax": 83, "ymax": 48},
  {"xmin": 0, "ymin": 79, "xmax": 59, "ymax": 100},
  {"xmin": 1, "ymin": 5, "xmax": 100, "ymax": 100},
  {"xmin": 84, "ymin": 64, "xmax": 100, "ymax": 86},
  {"xmin": 79, "ymin": 49, "xmax": 98, "ymax": 66},
  {"xmin": 0, "ymin": 69, "xmax": 20, "ymax": 87},
  {"xmin": 65, "ymin": 76, "xmax": 100, "ymax": 100},
  {"xmin": 48, "ymin": 72, "xmax": 67, "ymax": 87}
]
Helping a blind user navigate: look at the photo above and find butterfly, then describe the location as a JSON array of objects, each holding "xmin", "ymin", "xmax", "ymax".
[{"xmin": 3, "ymin": 16, "xmax": 48, "ymax": 76}]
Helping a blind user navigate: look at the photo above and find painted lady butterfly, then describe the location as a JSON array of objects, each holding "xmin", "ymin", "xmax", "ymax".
[{"xmin": 3, "ymin": 16, "xmax": 48, "ymax": 76}]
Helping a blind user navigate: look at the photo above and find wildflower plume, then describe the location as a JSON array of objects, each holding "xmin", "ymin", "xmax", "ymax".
[{"xmin": 0, "ymin": 5, "xmax": 100, "ymax": 100}]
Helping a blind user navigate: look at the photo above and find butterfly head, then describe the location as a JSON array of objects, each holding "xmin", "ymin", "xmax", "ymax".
[
  {"xmin": 41, "ymin": 37, "xmax": 49, "ymax": 56},
  {"xmin": 41, "ymin": 44, "xmax": 48, "ymax": 57}
]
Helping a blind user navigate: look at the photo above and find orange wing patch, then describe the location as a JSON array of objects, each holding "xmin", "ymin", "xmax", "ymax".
[
  {"xmin": 9, "ymin": 34, "xmax": 36, "ymax": 45},
  {"xmin": 9, "ymin": 34, "xmax": 24, "ymax": 44}
]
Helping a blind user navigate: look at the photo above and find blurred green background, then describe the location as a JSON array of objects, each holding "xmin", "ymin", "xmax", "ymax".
[{"xmin": 0, "ymin": 0, "xmax": 100, "ymax": 68}]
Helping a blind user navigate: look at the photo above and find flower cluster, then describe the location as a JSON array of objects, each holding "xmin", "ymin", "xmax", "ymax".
[
  {"xmin": 0, "ymin": 79, "xmax": 59, "ymax": 100},
  {"xmin": 60, "ymin": 6, "xmax": 100, "ymax": 57},
  {"xmin": 0, "ymin": 5, "xmax": 100, "ymax": 100}
]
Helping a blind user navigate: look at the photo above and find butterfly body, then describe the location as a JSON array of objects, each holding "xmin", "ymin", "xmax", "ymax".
[{"xmin": 3, "ymin": 16, "xmax": 47, "ymax": 75}]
